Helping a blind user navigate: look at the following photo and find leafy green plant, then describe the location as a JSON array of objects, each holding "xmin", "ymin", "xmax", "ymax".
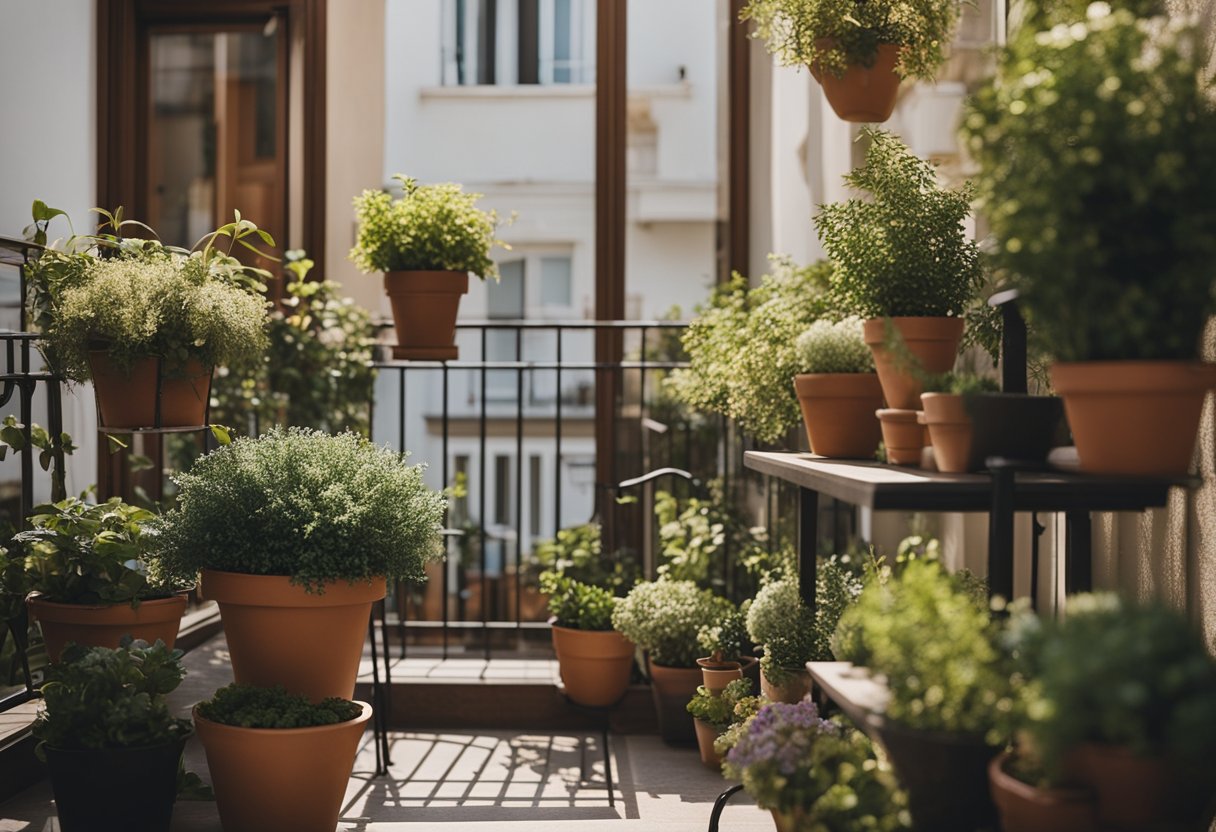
[
  {"xmin": 795, "ymin": 317, "xmax": 874, "ymax": 374},
  {"xmin": 195, "ymin": 683, "xmax": 363, "ymax": 729},
  {"xmin": 697, "ymin": 605, "xmax": 751, "ymax": 663},
  {"xmin": 152, "ymin": 427, "xmax": 446, "ymax": 592},
  {"xmin": 533, "ymin": 522, "xmax": 641, "ymax": 595},
  {"xmin": 33, "ymin": 638, "xmax": 193, "ymax": 754},
  {"xmin": 0, "ymin": 416, "xmax": 76, "ymax": 504},
  {"xmin": 817, "ymin": 129, "xmax": 983, "ymax": 320},
  {"xmin": 349, "ymin": 175, "xmax": 506, "ymax": 278},
  {"xmin": 612, "ymin": 580, "xmax": 736, "ymax": 668},
  {"xmin": 539, "ymin": 572, "xmax": 617, "ymax": 631},
  {"xmin": 5, "ymin": 497, "xmax": 179, "ymax": 607},
  {"xmin": 741, "ymin": 0, "xmax": 965, "ymax": 80},
  {"xmin": 962, "ymin": 6, "xmax": 1216, "ymax": 361},
  {"xmin": 921, "ymin": 371, "xmax": 1001, "ymax": 396},
  {"xmin": 1011, "ymin": 0, "xmax": 1169, "ymax": 35},
  {"xmin": 687, "ymin": 677, "xmax": 756, "ymax": 729}
]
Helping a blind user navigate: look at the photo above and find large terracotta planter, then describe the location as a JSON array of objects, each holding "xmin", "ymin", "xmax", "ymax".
[
  {"xmin": 920, "ymin": 393, "xmax": 974, "ymax": 474},
  {"xmin": 28, "ymin": 594, "xmax": 187, "ymax": 661},
  {"xmin": 760, "ymin": 666, "xmax": 812, "ymax": 704},
  {"xmin": 384, "ymin": 270, "xmax": 469, "ymax": 361},
  {"xmin": 89, "ymin": 353, "xmax": 211, "ymax": 429},
  {"xmin": 1050, "ymin": 361, "xmax": 1216, "ymax": 476},
  {"xmin": 45, "ymin": 737, "xmax": 187, "ymax": 832},
  {"xmin": 194, "ymin": 702, "xmax": 371, "ymax": 832},
  {"xmin": 551, "ymin": 625, "xmax": 635, "ymax": 708},
  {"xmin": 201, "ymin": 570, "xmax": 385, "ymax": 701},
  {"xmin": 876, "ymin": 408, "xmax": 923, "ymax": 466},
  {"xmin": 696, "ymin": 655, "xmax": 757, "ymax": 693},
  {"xmin": 811, "ymin": 42, "xmax": 902, "ymax": 123},
  {"xmin": 988, "ymin": 752, "xmax": 1097, "ymax": 832},
  {"xmin": 1065, "ymin": 743, "xmax": 1196, "ymax": 831},
  {"xmin": 863, "ymin": 317, "xmax": 965, "ymax": 410},
  {"xmin": 693, "ymin": 718, "xmax": 724, "ymax": 769},
  {"xmin": 966, "ymin": 394, "xmax": 1065, "ymax": 470},
  {"xmin": 647, "ymin": 658, "xmax": 701, "ymax": 746},
  {"xmin": 793, "ymin": 373, "xmax": 883, "ymax": 458}
]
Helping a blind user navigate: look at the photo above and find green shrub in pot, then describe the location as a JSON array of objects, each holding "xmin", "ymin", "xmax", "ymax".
[
  {"xmin": 794, "ymin": 318, "xmax": 874, "ymax": 375},
  {"xmin": 540, "ymin": 572, "xmax": 636, "ymax": 708},
  {"xmin": 792, "ymin": 318, "xmax": 883, "ymax": 457}
]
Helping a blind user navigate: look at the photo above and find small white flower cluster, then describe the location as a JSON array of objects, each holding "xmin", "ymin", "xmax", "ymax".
[{"xmin": 794, "ymin": 318, "xmax": 874, "ymax": 375}]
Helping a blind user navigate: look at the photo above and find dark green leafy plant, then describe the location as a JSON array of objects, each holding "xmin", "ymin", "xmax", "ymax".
[
  {"xmin": 533, "ymin": 522, "xmax": 641, "ymax": 595},
  {"xmin": 687, "ymin": 677, "xmax": 755, "ymax": 729},
  {"xmin": 539, "ymin": 572, "xmax": 617, "ymax": 631},
  {"xmin": 612, "ymin": 580, "xmax": 736, "ymax": 668},
  {"xmin": 196, "ymin": 683, "xmax": 363, "ymax": 729},
  {"xmin": 153, "ymin": 427, "xmax": 446, "ymax": 592},
  {"xmin": 921, "ymin": 371, "xmax": 1001, "ymax": 396},
  {"xmin": 0, "ymin": 415, "xmax": 76, "ymax": 505},
  {"xmin": 818, "ymin": 129, "xmax": 983, "ymax": 320},
  {"xmin": 697, "ymin": 605, "xmax": 751, "ymax": 663}
]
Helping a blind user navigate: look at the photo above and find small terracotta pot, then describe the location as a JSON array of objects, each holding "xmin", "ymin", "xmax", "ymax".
[
  {"xmin": 384, "ymin": 270, "xmax": 469, "ymax": 361},
  {"xmin": 793, "ymin": 373, "xmax": 884, "ymax": 458},
  {"xmin": 863, "ymin": 317, "xmax": 965, "ymax": 410},
  {"xmin": 201, "ymin": 570, "xmax": 386, "ymax": 701},
  {"xmin": 760, "ymin": 666, "xmax": 812, "ymax": 704},
  {"xmin": 1064, "ymin": 743, "xmax": 1186, "ymax": 831},
  {"xmin": 89, "ymin": 353, "xmax": 211, "ymax": 429},
  {"xmin": 551, "ymin": 625, "xmax": 635, "ymax": 708},
  {"xmin": 647, "ymin": 658, "xmax": 701, "ymax": 746},
  {"xmin": 696, "ymin": 655, "xmax": 757, "ymax": 693},
  {"xmin": 693, "ymin": 718, "xmax": 723, "ymax": 769},
  {"xmin": 811, "ymin": 42, "xmax": 902, "ymax": 123},
  {"xmin": 194, "ymin": 702, "xmax": 372, "ymax": 832},
  {"xmin": 28, "ymin": 594, "xmax": 188, "ymax": 662},
  {"xmin": 988, "ymin": 751, "xmax": 1097, "ymax": 832},
  {"xmin": 1050, "ymin": 361, "xmax": 1216, "ymax": 476},
  {"xmin": 876, "ymin": 408, "xmax": 923, "ymax": 466},
  {"xmin": 920, "ymin": 393, "xmax": 974, "ymax": 474}
]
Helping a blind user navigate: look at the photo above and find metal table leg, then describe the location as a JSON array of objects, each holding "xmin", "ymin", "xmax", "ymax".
[
  {"xmin": 988, "ymin": 462, "xmax": 1016, "ymax": 601},
  {"xmin": 798, "ymin": 487, "xmax": 819, "ymax": 612},
  {"xmin": 1064, "ymin": 510, "xmax": 1093, "ymax": 595}
]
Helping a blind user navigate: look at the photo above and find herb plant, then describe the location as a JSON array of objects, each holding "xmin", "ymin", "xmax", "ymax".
[
  {"xmin": 817, "ymin": 129, "xmax": 983, "ymax": 320},
  {"xmin": 697, "ymin": 605, "xmax": 751, "ymax": 663},
  {"xmin": 538, "ymin": 572, "xmax": 617, "ymax": 631},
  {"xmin": 795, "ymin": 317, "xmax": 875, "ymax": 374},
  {"xmin": 196, "ymin": 683, "xmax": 363, "ymax": 729},
  {"xmin": 611, "ymin": 580, "xmax": 736, "ymax": 668},
  {"xmin": 533, "ymin": 522, "xmax": 641, "ymax": 595},
  {"xmin": 687, "ymin": 677, "xmax": 756, "ymax": 729},
  {"xmin": 962, "ymin": 5, "xmax": 1216, "ymax": 361},
  {"xmin": 152, "ymin": 427, "xmax": 446, "ymax": 592},
  {"xmin": 350, "ymin": 175, "xmax": 505, "ymax": 278}
]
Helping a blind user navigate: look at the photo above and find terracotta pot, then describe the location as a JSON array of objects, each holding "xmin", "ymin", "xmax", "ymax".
[
  {"xmin": 965, "ymin": 394, "xmax": 1065, "ymax": 470},
  {"xmin": 988, "ymin": 751, "xmax": 1097, "ymax": 832},
  {"xmin": 770, "ymin": 808, "xmax": 802, "ymax": 832},
  {"xmin": 811, "ymin": 42, "xmax": 902, "ymax": 123},
  {"xmin": 89, "ymin": 353, "xmax": 211, "ymax": 429},
  {"xmin": 920, "ymin": 393, "xmax": 974, "ymax": 474},
  {"xmin": 696, "ymin": 655, "xmax": 757, "ymax": 693},
  {"xmin": 45, "ymin": 737, "xmax": 187, "ymax": 832},
  {"xmin": 1050, "ymin": 361, "xmax": 1216, "ymax": 476},
  {"xmin": 793, "ymin": 373, "xmax": 884, "ymax": 458},
  {"xmin": 863, "ymin": 317, "xmax": 965, "ymax": 410},
  {"xmin": 201, "ymin": 570, "xmax": 385, "ymax": 701},
  {"xmin": 551, "ymin": 625, "xmax": 635, "ymax": 708},
  {"xmin": 194, "ymin": 702, "xmax": 371, "ymax": 832},
  {"xmin": 28, "ymin": 594, "xmax": 187, "ymax": 662},
  {"xmin": 693, "ymin": 718, "xmax": 723, "ymax": 769},
  {"xmin": 383, "ymin": 270, "xmax": 469, "ymax": 361},
  {"xmin": 876, "ymin": 408, "xmax": 923, "ymax": 466},
  {"xmin": 760, "ymin": 666, "xmax": 812, "ymax": 704},
  {"xmin": 647, "ymin": 658, "xmax": 701, "ymax": 746},
  {"xmin": 1065, "ymin": 743, "xmax": 1193, "ymax": 831}
]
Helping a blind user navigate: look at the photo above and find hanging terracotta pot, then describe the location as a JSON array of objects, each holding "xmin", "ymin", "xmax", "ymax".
[
  {"xmin": 811, "ymin": 42, "xmax": 902, "ymax": 123},
  {"xmin": 647, "ymin": 657, "xmax": 701, "ymax": 746},
  {"xmin": 28, "ymin": 593, "xmax": 188, "ymax": 661},
  {"xmin": 988, "ymin": 752, "xmax": 1097, "ymax": 832},
  {"xmin": 1050, "ymin": 361, "xmax": 1216, "ymax": 476},
  {"xmin": 693, "ymin": 718, "xmax": 724, "ymax": 769},
  {"xmin": 696, "ymin": 655, "xmax": 757, "ymax": 693},
  {"xmin": 194, "ymin": 702, "xmax": 371, "ymax": 832},
  {"xmin": 863, "ymin": 317, "xmax": 965, "ymax": 410},
  {"xmin": 876, "ymin": 408, "xmax": 923, "ymax": 466},
  {"xmin": 760, "ymin": 666, "xmax": 812, "ymax": 704},
  {"xmin": 89, "ymin": 353, "xmax": 211, "ymax": 429},
  {"xmin": 793, "ymin": 374, "xmax": 884, "ymax": 458},
  {"xmin": 383, "ymin": 270, "xmax": 469, "ymax": 361},
  {"xmin": 551, "ymin": 625, "xmax": 635, "ymax": 708},
  {"xmin": 44, "ymin": 737, "xmax": 187, "ymax": 832},
  {"xmin": 919, "ymin": 393, "xmax": 974, "ymax": 474},
  {"xmin": 200, "ymin": 570, "xmax": 385, "ymax": 701}
]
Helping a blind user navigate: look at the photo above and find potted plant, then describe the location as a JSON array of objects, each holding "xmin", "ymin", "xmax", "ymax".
[
  {"xmin": 722, "ymin": 698, "xmax": 910, "ymax": 831},
  {"xmin": 793, "ymin": 317, "xmax": 883, "ymax": 458},
  {"xmin": 695, "ymin": 606, "xmax": 756, "ymax": 692},
  {"xmin": 350, "ymin": 175, "xmax": 506, "ymax": 361},
  {"xmin": 918, "ymin": 373, "xmax": 1000, "ymax": 473},
  {"xmin": 686, "ymin": 677, "xmax": 755, "ymax": 769},
  {"xmin": 963, "ymin": 6, "xmax": 1216, "ymax": 475},
  {"xmin": 817, "ymin": 129, "xmax": 984, "ymax": 411},
  {"xmin": 741, "ymin": 0, "xmax": 967, "ymax": 123},
  {"xmin": 540, "ymin": 571, "xmax": 635, "ymax": 708},
  {"xmin": 33, "ymin": 639, "xmax": 195, "ymax": 832},
  {"xmin": 3, "ymin": 497, "xmax": 190, "ymax": 660},
  {"xmin": 612, "ymin": 579, "xmax": 735, "ymax": 745},
  {"xmin": 153, "ymin": 427, "xmax": 446, "ymax": 700},
  {"xmin": 194, "ymin": 683, "xmax": 372, "ymax": 832}
]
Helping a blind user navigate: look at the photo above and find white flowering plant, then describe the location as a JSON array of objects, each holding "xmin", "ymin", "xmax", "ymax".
[
  {"xmin": 611, "ymin": 579, "xmax": 736, "ymax": 668},
  {"xmin": 795, "ymin": 318, "xmax": 874, "ymax": 374},
  {"xmin": 963, "ymin": 4, "xmax": 1216, "ymax": 362}
]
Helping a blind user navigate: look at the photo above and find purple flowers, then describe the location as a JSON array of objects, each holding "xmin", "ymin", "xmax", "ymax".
[{"xmin": 724, "ymin": 697, "xmax": 839, "ymax": 775}]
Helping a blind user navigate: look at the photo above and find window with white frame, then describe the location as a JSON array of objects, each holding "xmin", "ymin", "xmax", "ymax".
[{"xmin": 441, "ymin": 0, "xmax": 594, "ymax": 87}]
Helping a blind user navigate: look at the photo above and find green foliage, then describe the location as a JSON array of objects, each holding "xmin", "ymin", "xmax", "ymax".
[
  {"xmin": 687, "ymin": 677, "xmax": 755, "ymax": 729},
  {"xmin": 713, "ymin": 693, "xmax": 768, "ymax": 756},
  {"xmin": 0, "ymin": 415, "xmax": 76, "ymax": 504},
  {"xmin": 533, "ymin": 522, "xmax": 641, "ymax": 595},
  {"xmin": 921, "ymin": 372, "xmax": 1001, "ymax": 396},
  {"xmin": 6, "ymin": 497, "xmax": 179, "ymax": 606},
  {"xmin": 349, "ymin": 175, "xmax": 506, "ymax": 278},
  {"xmin": 153, "ymin": 427, "xmax": 446, "ymax": 592},
  {"xmin": 667, "ymin": 258, "xmax": 839, "ymax": 444},
  {"xmin": 612, "ymin": 580, "xmax": 736, "ymax": 668},
  {"xmin": 795, "ymin": 317, "xmax": 875, "ymax": 374},
  {"xmin": 196, "ymin": 683, "xmax": 363, "ymax": 729},
  {"xmin": 33, "ymin": 639, "xmax": 193, "ymax": 753},
  {"xmin": 539, "ymin": 572, "xmax": 617, "ymax": 631},
  {"xmin": 697, "ymin": 605, "xmax": 751, "ymax": 662},
  {"xmin": 962, "ymin": 7, "xmax": 1216, "ymax": 361},
  {"xmin": 741, "ymin": 0, "xmax": 965, "ymax": 80},
  {"xmin": 818, "ymin": 129, "xmax": 983, "ymax": 320},
  {"xmin": 1011, "ymin": 0, "xmax": 1167, "ymax": 33}
]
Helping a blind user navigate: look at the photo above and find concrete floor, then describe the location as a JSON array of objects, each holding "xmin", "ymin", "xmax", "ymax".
[{"xmin": 0, "ymin": 636, "xmax": 772, "ymax": 831}]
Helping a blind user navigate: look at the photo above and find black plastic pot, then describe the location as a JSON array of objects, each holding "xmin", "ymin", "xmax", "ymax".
[
  {"xmin": 965, "ymin": 393, "xmax": 1064, "ymax": 470},
  {"xmin": 44, "ymin": 737, "xmax": 186, "ymax": 832},
  {"xmin": 876, "ymin": 720, "xmax": 999, "ymax": 832}
]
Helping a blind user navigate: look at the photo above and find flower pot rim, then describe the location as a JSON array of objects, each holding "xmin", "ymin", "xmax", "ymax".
[
  {"xmin": 43, "ymin": 734, "xmax": 192, "ymax": 756},
  {"xmin": 192, "ymin": 701, "xmax": 372, "ymax": 737},
  {"xmin": 696, "ymin": 655, "xmax": 758, "ymax": 672},
  {"xmin": 549, "ymin": 621, "xmax": 619, "ymax": 635},
  {"xmin": 989, "ymin": 751, "xmax": 1095, "ymax": 803},
  {"xmin": 200, "ymin": 570, "xmax": 388, "ymax": 607},
  {"xmin": 876, "ymin": 408, "xmax": 921, "ymax": 423},
  {"xmin": 27, "ymin": 591, "xmax": 191, "ymax": 611}
]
